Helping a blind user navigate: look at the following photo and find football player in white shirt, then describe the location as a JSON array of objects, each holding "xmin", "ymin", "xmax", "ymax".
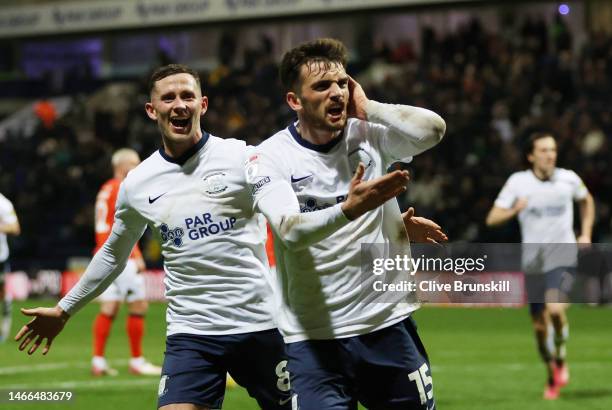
[
  {"xmin": 0, "ymin": 192, "xmax": 20, "ymax": 342},
  {"xmin": 14, "ymin": 64, "xmax": 292, "ymax": 410},
  {"xmin": 247, "ymin": 38, "xmax": 446, "ymax": 410},
  {"xmin": 486, "ymin": 132, "xmax": 595, "ymax": 400}
]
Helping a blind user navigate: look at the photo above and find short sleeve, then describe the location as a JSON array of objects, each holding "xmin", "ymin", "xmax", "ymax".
[
  {"xmin": 568, "ymin": 170, "xmax": 588, "ymax": 200},
  {"xmin": 0, "ymin": 196, "xmax": 17, "ymax": 224},
  {"xmin": 245, "ymin": 146, "xmax": 291, "ymax": 210},
  {"xmin": 494, "ymin": 174, "xmax": 520, "ymax": 209}
]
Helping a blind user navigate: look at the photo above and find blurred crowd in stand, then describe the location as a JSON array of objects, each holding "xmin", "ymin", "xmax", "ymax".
[{"xmin": 1, "ymin": 16, "xmax": 610, "ymax": 270}]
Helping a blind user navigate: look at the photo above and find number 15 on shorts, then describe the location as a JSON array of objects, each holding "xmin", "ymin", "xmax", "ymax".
[{"xmin": 408, "ymin": 363, "xmax": 433, "ymax": 405}]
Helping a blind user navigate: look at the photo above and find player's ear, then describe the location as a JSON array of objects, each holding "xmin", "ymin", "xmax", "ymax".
[
  {"xmin": 145, "ymin": 102, "xmax": 157, "ymax": 121},
  {"xmin": 527, "ymin": 152, "xmax": 534, "ymax": 164},
  {"xmin": 200, "ymin": 96, "xmax": 208, "ymax": 116},
  {"xmin": 286, "ymin": 91, "xmax": 302, "ymax": 112}
]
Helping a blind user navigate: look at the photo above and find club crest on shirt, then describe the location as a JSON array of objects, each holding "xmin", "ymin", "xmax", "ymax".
[
  {"xmin": 202, "ymin": 172, "xmax": 228, "ymax": 195},
  {"xmin": 348, "ymin": 148, "xmax": 375, "ymax": 178}
]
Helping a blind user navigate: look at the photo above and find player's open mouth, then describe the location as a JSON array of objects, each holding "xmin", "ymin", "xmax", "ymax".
[
  {"xmin": 327, "ymin": 106, "xmax": 344, "ymax": 121},
  {"xmin": 170, "ymin": 117, "xmax": 191, "ymax": 133}
]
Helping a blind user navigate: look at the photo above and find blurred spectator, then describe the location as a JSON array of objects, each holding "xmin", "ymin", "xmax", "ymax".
[
  {"xmin": 33, "ymin": 99, "xmax": 57, "ymax": 130},
  {"xmin": 1, "ymin": 15, "xmax": 611, "ymax": 269}
]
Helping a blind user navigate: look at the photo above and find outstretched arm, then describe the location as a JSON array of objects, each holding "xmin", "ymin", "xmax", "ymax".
[
  {"xmin": 15, "ymin": 306, "xmax": 69, "ymax": 355},
  {"xmin": 255, "ymin": 163, "xmax": 409, "ymax": 251},
  {"xmin": 14, "ymin": 186, "xmax": 146, "ymax": 355},
  {"xmin": 14, "ymin": 227, "xmax": 141, "ymax": 355}
]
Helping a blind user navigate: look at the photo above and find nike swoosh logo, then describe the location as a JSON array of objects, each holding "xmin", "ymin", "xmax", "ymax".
[
  {"xmin": 291, "ymin": 174, "xmax": 312, "ymax": 183},
  {"xmin": 148, "ymin": 193, "xmax": 167, "ymax": 204},
  {"xmin": 279, "ymin": 395, "xmax": 293, "ymax": 406}
]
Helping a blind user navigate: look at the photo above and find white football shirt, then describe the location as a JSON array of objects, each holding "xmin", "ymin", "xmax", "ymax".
[
  {"xmin": 250, "ymin": 109, "xmax": 442, "ymax": 343},
  {"xmin": 0, "ymin": 193, "xmax": 18, "ymax": 263},
  {"xmin": 60, "ymin": 135, "xmax": 276, "ymax": 336},
  {"xmin": 494, "ymin": 168, "xmax": 588, "ymax": 271}
]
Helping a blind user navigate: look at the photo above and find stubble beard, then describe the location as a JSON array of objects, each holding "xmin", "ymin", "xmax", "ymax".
[{"xmin": 302, "ymin": 106, "xmax": 345, "ymax": 133}]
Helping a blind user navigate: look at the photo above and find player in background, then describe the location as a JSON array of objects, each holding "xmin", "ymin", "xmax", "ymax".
[
  {"xmin": 0, "ymin": 192, "xmax": 20, "ymax": 342},
  {"xmin": 91, "ymin": 148, "xmax": 161, "ymax": 376},
  {"xmin": 14, "ymin": 64, "xmax": 297, "ymax": 410},
  {"xmin": 486, "ymin": 131, "xmax": 595, "ymax": 399},
  {"xmin": 248, "ymin": 38, "xmax": 446, "ymax": 410}
]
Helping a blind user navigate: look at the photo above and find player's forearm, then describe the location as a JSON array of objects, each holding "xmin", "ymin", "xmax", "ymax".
[
  {"xmin": 257, "ymin": 187, "xmax": 350, "ymax": 252},
  {"xmin": 485, "ymin": 207, "xmax": 516, "ymax": 227},
  {"xmin": 366, "ymin": 100, "xmax": 446, "ymax": 155},
  {"xmin": 58, "ymin": 232, "xmax": 134, "ymax": 315},
  {"xmin": 579, "ymin": 193, "xmax": 595, "ymax": 239},
  {"xmin": 276, "ymin": 205, "xmax": 349, "ymax": 251}
]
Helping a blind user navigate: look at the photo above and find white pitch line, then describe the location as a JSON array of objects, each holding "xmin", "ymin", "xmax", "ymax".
[
  {"xmin": 0, "ymin": 359, "xmax": 130, "ymax": 375},
  {"xmin": 1, "ymin": 378, "xmax": 158, "ymax": 390},
  {"xmin": 0, "ymin": 362, "xmax": 87, "ymax": 375},
  {"xmin": 2, "ymin": 360, "xmax": 608, "ymax": 386},
  {"xmin": 431, "ymin": 361, "xmax": 611, "ymax": 373}
]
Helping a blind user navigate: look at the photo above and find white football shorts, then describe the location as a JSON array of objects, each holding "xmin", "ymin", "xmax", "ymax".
[{"xmin": 98, "ymin": 259, "xmax": 145, "ymax": 303}]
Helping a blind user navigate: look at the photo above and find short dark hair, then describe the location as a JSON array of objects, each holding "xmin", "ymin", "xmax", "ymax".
[
  {"xmin": 148, "ymin": 64, "xmax": 201, "ymax": 94},
  {"xmin": 279, "ymin": 38, "xmax": 348, "ymax": 93},
  {"xmin": 524, "ymin": 131, "xmax": 555, "ymax": 156}
]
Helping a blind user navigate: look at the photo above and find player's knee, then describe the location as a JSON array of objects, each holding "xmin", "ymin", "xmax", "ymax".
[
  {"xmin": 100, "ymin": 302, "xmax": 120, "ymax": 317},
  {"xmin": 532, "ymin": 320, "xmax": 549, "ymax": 335},
  {"xmin": 128, "ymin": 300, "xmax": 148, "ymax": 315},
  {"xmin": 546, "ymin": 303, "xmax": 567, "ymax": 317},
  {"xmin": 530, "ymin": 313, "xmax": 547, "ymax": 330}
]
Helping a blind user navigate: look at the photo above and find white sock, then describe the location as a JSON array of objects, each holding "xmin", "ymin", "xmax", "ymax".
[
  {"xmin": 130, "ymin": 356, "xmax": 145, "ymax": 367},
  {"xmin": 555, "ymin": 324, "xmax": 569, "ymax": 361},
  {"xmin": 1, "ymin": 316, "xmax": 11, "ymax": 340},
  {"xmin": 545, "ymin": 323, "xmax": 555, "ymax": 359},
  {"xmin": 92, "ymin": 356, "xmax": 107, "ymax": 368}
]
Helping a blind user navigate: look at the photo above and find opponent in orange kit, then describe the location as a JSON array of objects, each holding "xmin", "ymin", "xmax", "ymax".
[{"xmin": 91, "ymin": 148, "xmax": 161, "ymax": 376}]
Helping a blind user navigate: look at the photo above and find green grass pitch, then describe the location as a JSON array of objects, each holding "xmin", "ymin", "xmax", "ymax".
[{"xmin": 1, "ymin": 301, "xmax": 611, "ymax": 409}]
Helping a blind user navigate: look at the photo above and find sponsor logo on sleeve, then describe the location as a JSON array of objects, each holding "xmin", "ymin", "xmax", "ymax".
[{"xmin": 252, "ymin": 176, "xmax": 271, "ymax": 194}]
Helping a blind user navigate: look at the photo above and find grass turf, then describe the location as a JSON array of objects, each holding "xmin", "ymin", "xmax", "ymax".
[{"xmin": 1, "ymin": 301, "xmax": 610, "ymax": 409}]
